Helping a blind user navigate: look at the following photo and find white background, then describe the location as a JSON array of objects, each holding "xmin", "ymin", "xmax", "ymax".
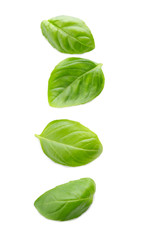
[{"xmin": 0, "ymin": 0, "xmax": 146, "ymax": 239}]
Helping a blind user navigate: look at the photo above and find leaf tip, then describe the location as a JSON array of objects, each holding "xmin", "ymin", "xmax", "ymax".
[
  {"xmin": 97, "ymin": 63, "xmax": 103, "ymax": 68},
  {"xmin": 35, "ymin": 134, "xmax": 40, "ymax": 139}
]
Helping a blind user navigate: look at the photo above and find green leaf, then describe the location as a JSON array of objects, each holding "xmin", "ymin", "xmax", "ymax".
[
  {"xmin": 41, "ymin": 15, "xmax": 95, "ymax": 54},
  {"xmin": 35, "ymin": 119, "xmax": 103, "ymax": 167},
  {"xmin": 34, "ymin": 178, "xmax": 96, "ymax": 221},
  {"xmin": 48, "ymin": 57, "xmax": 105, "ymax": 108}
]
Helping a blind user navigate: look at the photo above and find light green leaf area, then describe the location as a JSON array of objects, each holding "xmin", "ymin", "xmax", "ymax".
[
  {"xmin": 48, "ymin": 58, "xmax": 105, "ymax": 108},
  {"xmin": 35, "ymin": 119, "xmax": 103, "ymax": 167},
  {"xmin": 41, "ymin": 15, "xmax": 95, "ymax": 54},
  {"xmin": 34, "ymin": 178, "xmax": 96, "ymax": 221}
]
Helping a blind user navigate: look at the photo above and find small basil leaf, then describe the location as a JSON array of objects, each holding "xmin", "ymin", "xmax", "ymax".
[
  {"xmin": 41, "ymin": 15, "xmax": 95, "ymax": 54},
  {"xmin": 35, "ymin": 119, "xmax": 103, "ymax": 167},
  {"xmin": 48, "ymin": 57, "xmax": 105, "ymax": 108},
  {"xmin": 34, "ymin": 178, "xmax": 96, "ymax": 221}
]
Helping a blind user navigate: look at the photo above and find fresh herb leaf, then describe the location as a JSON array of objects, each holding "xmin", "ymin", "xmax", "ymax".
[
  {"xmin": 34, "ymin": 178, "xmax": 96, "ymax": 221},
  {"xmin": 41, "ymin": 16, "xmax": 95, "ymax": 54},
  {"xmin": 35, "ymin": 119, "xmax": 103, "ymax": 167},
  {"xmin": 48, "ymin": 57, "xmax": 105, "ymax": 107}
]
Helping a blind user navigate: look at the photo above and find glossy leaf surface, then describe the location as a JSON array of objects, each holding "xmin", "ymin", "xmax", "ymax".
[
  {"xmin": 34, "ymin": 178, "xmax": 96, "ymax": 221},
  {"xmin": 48, "ymin": 57, "xmax": 105, "ymax": 108},
  {"xmin": 41, "ymin": 15, "xmax": 95, "ymax": 54},
  {"xmin": 35, "ymin": 119, "xmax": 103, "ymax": 167}
]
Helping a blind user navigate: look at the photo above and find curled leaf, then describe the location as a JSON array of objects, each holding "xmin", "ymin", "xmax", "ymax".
[{"xmin": 34, "ymin": 178, "xmax": 96, "ymax": 221}]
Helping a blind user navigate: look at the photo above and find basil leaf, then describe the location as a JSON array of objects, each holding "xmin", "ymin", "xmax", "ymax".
[
  {"xmin": 48, "ymin": 57, "xmax": 105, "ymax": 108},
  {"xmin": 35, "ymin": 119, "xmax": 103, "ymax": 167},
  {"xmin": 41, "ymin": 15, "xmax": 95, "ymax": 54},
  {"xmin": 34, "ymin": 178, "xmax": 96, "ymax": 221}
]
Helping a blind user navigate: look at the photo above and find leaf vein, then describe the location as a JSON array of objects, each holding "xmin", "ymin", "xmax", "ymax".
[
  {"xmin": 51, "ymin": 65, "xmax": 99, "ymax": 103},
  {"xmin": 37, "ymin": 135, "xmax": 98, "ymax": 152}
]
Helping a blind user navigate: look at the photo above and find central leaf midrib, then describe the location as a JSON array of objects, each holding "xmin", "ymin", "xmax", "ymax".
[
  {"xmin": 36, "ymin": 135, "xmax": 97, "ymax": 152},
  {"xmin": 51, "ymin": 64, "xmax": 99, "ymax": 103},
  {"xmin": 38, "ymin": 196, "xmax": 93, "ymax": 206}
]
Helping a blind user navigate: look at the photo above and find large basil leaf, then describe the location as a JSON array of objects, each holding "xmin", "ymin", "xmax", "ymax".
[
  {"xmin": 34, "ymin": 178, "xmax": 96, "ymax": 221},
  {"xmin": 41, "ymin": 15, "xmax": 95, "ymax": 54},
  {"xmin": 35, "ymin": 119, "xmax": 103, "ymax": 167},
  {"xmin": 48, "ymin": 57, "xmax": 105, "ymax": 108}
]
